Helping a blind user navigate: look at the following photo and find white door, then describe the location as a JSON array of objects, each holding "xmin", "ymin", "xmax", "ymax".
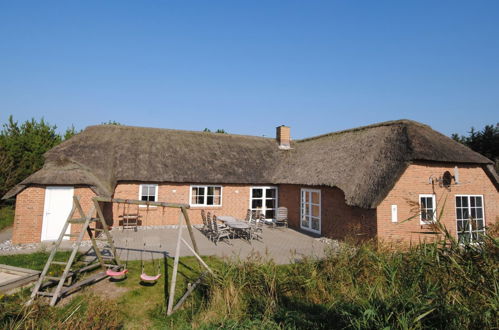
[
  {"xmin": 301, "ymin": 189, "xmax": 321, "ymax": 234},
  {"xmin": 41, "ymin": 187, "xmax": 74, "ymax": 241}
]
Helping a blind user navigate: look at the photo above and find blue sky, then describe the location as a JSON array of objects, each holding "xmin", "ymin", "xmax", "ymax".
[{"xmin": 1, "ymin": 1, "xmax": 498, "ymax": 139}]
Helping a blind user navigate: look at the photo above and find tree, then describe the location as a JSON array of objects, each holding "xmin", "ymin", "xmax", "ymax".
[
  {"xmin": 203, "ymin": 128, "xmax": 227, "ymax": 134},
  {"xmin": 101, "ymin": 120, "xmax": 121, "ymax": 125},
  {"xmin": 0, "ymin": 116, "xmax": 70, "ymax": 200},
  {"xmin": 452, "ymin": 123, "xmax": 499, "ymax": 171}
]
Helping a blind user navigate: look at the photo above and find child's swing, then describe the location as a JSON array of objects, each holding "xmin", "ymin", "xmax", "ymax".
[
  {"xmin": 106, "ymin": 202, "xmax": 130, "ymax": 280},
  {"xmin": 139, "ymin": 204, "xmax": 162, "ymax": 284}
]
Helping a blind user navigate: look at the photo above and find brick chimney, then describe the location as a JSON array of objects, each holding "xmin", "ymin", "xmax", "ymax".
[{"xmin": 276, "ymin": 125, "xmax": 291, "ymax": 149}]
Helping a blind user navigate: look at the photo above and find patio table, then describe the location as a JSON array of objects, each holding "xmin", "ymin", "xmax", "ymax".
[
  {"xmin": 217, "ymin": 216, "xmax": 237, "ymax": 223},
  {"xmin": 226, "ymin": 221, "xmax": 252, "ymax": 240},
  {"xmin": 226, "ymin": 221, "xmax": 250, "ymax": 229}
]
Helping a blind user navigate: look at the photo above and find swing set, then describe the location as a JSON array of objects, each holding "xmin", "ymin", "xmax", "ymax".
[
  {"xmin": 29, "ymin": 196, "xmax": 213, "ymax": 315},
  {"xmin": 106, "ymin": 201, "xmax": 163, "ymax": 283}
]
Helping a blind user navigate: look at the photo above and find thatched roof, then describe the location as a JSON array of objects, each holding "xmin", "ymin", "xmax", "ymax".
[{"xmin": 5, "ymin": 120, "xmax": 496, "ymax": 208}]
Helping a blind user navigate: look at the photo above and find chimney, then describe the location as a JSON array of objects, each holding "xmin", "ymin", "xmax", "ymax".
[{"xmin": 276, "ymin": 125, "xmax": 291, "ymax": 149}]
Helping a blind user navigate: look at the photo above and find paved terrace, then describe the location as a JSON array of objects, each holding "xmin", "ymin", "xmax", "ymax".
[
  {"xmin": 1, "ymin": 226, "xmax": 334, "ymax": 264},
  {"xmin": 109, "ymin": 226, "xmax": 332, "ymax": 264}
]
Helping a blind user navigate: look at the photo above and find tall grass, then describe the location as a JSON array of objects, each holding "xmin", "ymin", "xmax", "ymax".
[
  {"xmin": 1, "ymin": 224, "xmax": 497, "ymax": 328},
  {"xmin": 194, "ymin": 224, "xmax": 499, "ymax": 329}
]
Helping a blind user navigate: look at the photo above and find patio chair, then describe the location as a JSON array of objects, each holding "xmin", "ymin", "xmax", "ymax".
[
  {"xmin": 211, "ymin": 215, "xmax": 232, "ymax": 244},
  {"xmin": 205, "ymin": 211, "xmax": 214, "ymax": 240},
  {"xmin": 201, "ymin": 210, "xmax": 210, "ymax": 233},
  {"xmin": 274, "ymin": 207, "xmax": 288, "ymax": 228},
  {"xmin": 245, "ymin": 209, "xmax": 252, "ymax": 222},
  {"xmin": 249, "ymin": 214, "xmax": 264, "ymax": 241}
]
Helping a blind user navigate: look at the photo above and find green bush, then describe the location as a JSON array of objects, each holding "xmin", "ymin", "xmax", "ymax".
[{"xmin": 0, "ymin": 206, "xmax": 14, "ymax": 231}]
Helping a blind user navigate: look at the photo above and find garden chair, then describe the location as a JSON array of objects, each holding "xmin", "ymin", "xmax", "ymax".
[
  {"xmin": 211, "ymin": 215, "xmax": 232, "ymax": 244},
  {"xmin": 201, "ymin": 210, "xmax": 210, "ymax": 233},
  {"xmin": 249, "ymin": 213, "xmax": 264, "ymax": 241},
  {"xmin": 205, "ymin": 211, "xmax": 214, "ymax": 240},
  {"xmin": 245, "ymin": 209, "xmax": 252, "ymax": 222},
  {"xmin": 274, "ymin": 207, "xmax": 288, "ymax": 228}
]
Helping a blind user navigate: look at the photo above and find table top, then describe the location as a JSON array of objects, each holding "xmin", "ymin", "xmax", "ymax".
[
  {"xmin": 227, "ymin": 221, "xmax": 250, "ymax": 229},
  {"xmin": 217, "ymin": 216, "xmax": 237, "ymax": 222}
]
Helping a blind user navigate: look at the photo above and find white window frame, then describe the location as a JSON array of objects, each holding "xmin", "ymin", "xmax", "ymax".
[
  {"xmin": 139, "ymin": 184, "xmax": 158, "ymax": 207},
  {"xmin": 455, "ymin": 194, "xmax": 486, "ymax": 244},
  {"xmin": 300, "ymin": 188, "xmax": 321, "ymax": 234},
  {"xmin": 419, "ymin": 194, "xmax": 436, "ymax": 224},
  {"xmin": 249, "ymin": 186, "xmax": 279, "ymax": 221},
  {"xmin": 189, "ymin": 185, "xmax": 223, "ymax": 207}
]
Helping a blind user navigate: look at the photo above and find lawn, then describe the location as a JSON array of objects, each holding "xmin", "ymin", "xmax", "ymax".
[{"xmin": 1, "ymin": 225, "xmax": 498, "ymax": 329}]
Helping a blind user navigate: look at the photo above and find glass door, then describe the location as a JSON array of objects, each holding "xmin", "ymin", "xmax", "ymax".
[
  {"xmin": 301, "ymin": 189, "xmax": 321, "ymax": 233},
  {"xmin": 456, "ymin": 195, "xmax": 485, "ymax": 244},
  {"xmin": 250, "ymin": 187, "xmax": 278, "ymax": 221}
]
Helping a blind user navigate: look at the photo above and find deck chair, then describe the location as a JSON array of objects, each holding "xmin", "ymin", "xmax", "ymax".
[
  {"xmin": 205, "ymin": 211, "xmax": 214, "ymax": 240},
  {"xmin": 249, "ymin": 213, "xmax": 264, "ymax": 240},
  {"xmin": 274, "ymin": 207, "xmax": 289, "ymax": 228},
  {"xmin": 212, "ymin": 215, "xmax": 231, "ymax": 245},
  {"xmin": 201, "ymin": 210, "xmax": 210, "ymax": 233},
  {"xmin": 245, "ymin": 209, "xmax": 252, "ymax": 222}
]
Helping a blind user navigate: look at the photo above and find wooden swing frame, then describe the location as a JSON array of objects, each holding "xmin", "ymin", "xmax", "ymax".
[{"xmin": 92, "ymin": 196, "xmax": 214, "ymax": 316}]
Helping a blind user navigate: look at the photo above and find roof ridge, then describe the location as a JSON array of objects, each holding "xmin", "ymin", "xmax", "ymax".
[
  {"xmin": 84, "ymin": 124, "xmax": 275, "ymax": 141},
  {"xmin": 296, "ymin": 119, "xmax": 429, "ymax": 143}
]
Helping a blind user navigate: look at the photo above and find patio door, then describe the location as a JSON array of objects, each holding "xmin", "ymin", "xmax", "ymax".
[
  {"xmin": 456, "ymin": 195, "xmax": 485, "ymax": 244},
  {"xmin": 301, "ymin": 189, "xmax": 321, "ymax": 234},
  {"xmin": 250, "ymin": 187, "xmax": 278, "ymax": 221},
  {"xmin": 41, "ymin": 186, "xmax": 73, "ymax": 241}
]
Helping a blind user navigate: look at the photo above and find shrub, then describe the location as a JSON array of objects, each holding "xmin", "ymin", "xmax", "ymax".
[{"xmin": 0, "ymin": 206, "xmax": 14, "ymax": 231}]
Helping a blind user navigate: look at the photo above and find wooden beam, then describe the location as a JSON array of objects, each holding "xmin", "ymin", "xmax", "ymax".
[
  {"xmin": 92, "ymin": 197, "xmax": 190, "ymax": 209},
  {"xmin": 180, "ymin": 238, "xmax": 214, "ymax": 276},
  {"xmin": 172, "ymin": 275, "xmax": 204, "ymax": 313},
  {"xmin": 167, "ymin": 212, "xmax": 184, "ymax": 316},
  {"xmin": 180, "ymin": 206, "xmax": 200, "ymax": 256}
]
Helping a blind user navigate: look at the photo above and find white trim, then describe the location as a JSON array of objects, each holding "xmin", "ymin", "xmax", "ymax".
[
  {"xmin": 300, "ymin": 188, "xmax": 321, "ymax": 234},
  {"xmin": 454, "ymin": 194, "xmax": 486, "ymax": 243},
  {"xmin": 249, "ymin": 186, "xmax": 279, "ymax": 221},
  {"xmin": 189, "ymin": 185, "xmax": 223, "ymax": 207},
  {"xmin": 419, "ymin": 194, "xmax": 436, "ymax": 224},
  {"xmin": 138, "ymin": 184, "xmax": 158, "ymax": 207},
  {"xmin": 41, "ymin": 186, "xmax": 73, "ymax": 241}
]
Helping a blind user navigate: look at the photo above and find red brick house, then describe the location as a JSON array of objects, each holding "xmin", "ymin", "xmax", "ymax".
[{"xmin": 4, "ymin": 120, "xmax": 498, "ymax": 245}]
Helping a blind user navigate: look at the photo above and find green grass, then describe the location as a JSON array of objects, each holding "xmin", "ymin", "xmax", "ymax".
[
  {"xmin": 1, "ymin": 224, "xmax": 498, "ymax": 329},
  {"xmin": 0, "ymin": 251, "xmax": 72, "ymax": 271},
  {"xmin": 0, "ymin": 206, "xmax": 14, "ymax": 231}
]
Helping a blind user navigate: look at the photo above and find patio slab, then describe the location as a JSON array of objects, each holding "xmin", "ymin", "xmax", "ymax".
[{"xmin": 110, "ymin": 226, "xmax": 333, "ymax": 264}]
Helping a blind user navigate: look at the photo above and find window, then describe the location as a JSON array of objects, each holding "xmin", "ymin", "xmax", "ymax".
[
  {"xmin": 190, "ymin": 186, "xmax": 222, "ymax": 206},
  {"xmin": 456, "ymin": 195, "xmax": 485, "ymax": 244},
  {"xmin": 139, "ymin": 184, "xmax": 158, "ymax": 203},
  {"xmin": 419, "ymin": 194, "xmax": 436, "ymax": 224},
  {"xmin": 301, "ymin": 189, "xmax": 321, "ymax": 233},
  {"xmin": 250, "ymin": 187, "xmax": 278, "ymax": 220}
]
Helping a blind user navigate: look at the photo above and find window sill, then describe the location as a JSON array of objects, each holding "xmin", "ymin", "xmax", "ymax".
[{"xmin": 189, "ymin": 205, "xmax": 222, "ymax": 209}]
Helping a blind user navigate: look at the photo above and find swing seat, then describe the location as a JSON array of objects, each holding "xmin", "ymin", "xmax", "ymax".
[
  {"xmin": 106, "ymin": 268, "xmax": 128, "ymax": 280},
  {"xmin": 140, "ymin": 273, "xmax": 161, "ymax": 283}
]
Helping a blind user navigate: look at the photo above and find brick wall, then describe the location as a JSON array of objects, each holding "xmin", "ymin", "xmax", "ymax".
[
  {"xmin": 377, "ymin": 163, "xmax": 499, "ymax": 244},
  {"xmin": 12, "ymin": 186, "xmax": 45, "ymax": 244},
  {"xmin": 12, "ymin": 186, "xmax": 97, "ymax": 244},
  {"xmin": 111, "ymin": 183, "xmax": 252, "ymax": 226},
  {"xmin": 278, "ymin": 184, "xmax": 376, "ymax": 241}
]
